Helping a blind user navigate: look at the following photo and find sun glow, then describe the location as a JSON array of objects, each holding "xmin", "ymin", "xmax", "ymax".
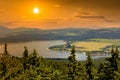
[{"xmin": 33, "ymin": 8, "xmax": 39, "ymax": 14}]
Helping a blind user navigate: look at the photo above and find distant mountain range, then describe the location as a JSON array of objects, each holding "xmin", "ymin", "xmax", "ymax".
[{"xmin": 0, "ymin": 26, "xmax": 120, "ymax": 42}]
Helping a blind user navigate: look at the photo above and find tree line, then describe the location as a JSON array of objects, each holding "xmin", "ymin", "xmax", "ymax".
[{"xmin": 0, "ymin": 44, "xmax": 120, "ymax": 80}]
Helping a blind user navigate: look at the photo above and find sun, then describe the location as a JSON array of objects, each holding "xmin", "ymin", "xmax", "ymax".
[{"xmin": 33, "ymin": 8, "xmax": 39, "ymax": 14}]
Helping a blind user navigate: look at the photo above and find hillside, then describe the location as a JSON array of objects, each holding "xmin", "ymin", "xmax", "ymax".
[{"xmin": 0, "ymin": 26, "xmax": 120, "ymax": 42}]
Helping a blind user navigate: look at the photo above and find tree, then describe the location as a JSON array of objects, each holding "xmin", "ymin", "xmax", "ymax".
[
  {"xmin": 23, "ymin": 47, "xmax": 28, "ymax": 59},
  {"xmin": 68, "ymin": 46, "xmax": 77, "ymax": 80},
  {"xmin": 28, "ymin": 49, "xmax": 40, "ymax": 67},
  {"xmin": 75, "ymin": 61, "xmax": 86, "ymax": 80},
  {"xmin": 85, "ymin": 52, "xmax": 94, "ymax": 80},
  {"xmin": 98, "ymin": 46, "xmax": 120, "ymax": 80},
  {"xmin": 0, "ymin": 43, "xmax": 9, "ymax": 78},
  {"xmin": 111, "ymin": 46, "xmax": 119, "ymax": 71},
  {"xmin": 25, "ymin": 49, "xmax": 41, "ymax": 79},
  {"xmin": 4, "ymin": 43, "xmax": 8, "ymax": 55},
  {"xmin": 23, "ymin": 47, "xmax": 28, "ymax": 70}
]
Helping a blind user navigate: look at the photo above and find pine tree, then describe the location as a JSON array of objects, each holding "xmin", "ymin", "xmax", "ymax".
[
  {"xmin": 25, "ymin": 49, "xmax": 41, "ymax": 79},
  {"xmin": 68, "ymin": 46, "xmax": 77, "ymax": 80},
  {"xmin": 4, "ymin": 43, "xmax": 8, "ymax": 55},
  {"xmin": 111, "ymin": 46, "xmax": 119, "ymax": 71},
  {"xmin": 85, "ymin": 52, "xmax": 94, "ymax": 80},
  {"xmin": 28, "ymin": 49, "xmax": 39, "ymax": 67},
  {"xmin": 76, "ymin": 61, "xmax": 86, "ymax": 80},
  {"xmin": 23, "ymin": 46, "xmax": 28, "ymax": 70},
  {"xmin": 0, "ymin": 43, "xmax": 9, "ymax": 77},
  {"xmin": 3, "ymin": 43, "xmax": 10, "ymax": 58},
  {"xmin": 98, "ymin": 46, "xmax": 120, "ymax": 80},
  {"xmin": 23, "ymin": 47, "xmax": 28, "ymax": 59}
]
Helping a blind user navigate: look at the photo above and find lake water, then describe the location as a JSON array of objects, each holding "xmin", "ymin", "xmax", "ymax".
[{"xmin": 0, "ymin": 40, "xmax": 105, "ymax": 60}]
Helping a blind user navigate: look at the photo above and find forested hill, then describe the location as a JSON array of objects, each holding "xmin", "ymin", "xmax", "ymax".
[{"xmin": 0, "ymin": 26, "xmax": 120, "ymax": 42}]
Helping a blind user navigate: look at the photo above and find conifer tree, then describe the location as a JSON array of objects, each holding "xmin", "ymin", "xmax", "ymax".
[
  {"xmin": 23, "ymin": 47, "xmax": 28, "ymax": 59},
  {"xmin": 68, "ymin": 46, "xmax": 77, "ymax": 80},
  {"xmin": 98, "ymin": 46, "xmax": 120, "ymax": 80},
  {"xmin": 76, "ymin": 61, "xmax": 86, "ymax": 80},
  {"xmin": 28, "ymin": 49, "xmax": 39, "ymax": 66},
  {"xmin": 85, "ymin": 52, "xmax": 94, "ymax": 80},
  {"xmin": 111, "ymin": 46, "xmax": 119, "ymax": 71},
  {"xmin": 25, "ymin": 49, "xmax": 41, "ymax": 79},
  {"xmin": 23, "ymin": 47, "xmax": 28, "ymax": 70},
  {"xmin": 4, "ymin": 43, "xmax": 8, "ymax": 55},
  {"xmin": 0, "ymin": 43, "xmax": 9, "ymax": 77}
]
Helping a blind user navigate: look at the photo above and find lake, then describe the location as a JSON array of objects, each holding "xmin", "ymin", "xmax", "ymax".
[{"xmin": 0, "ymin": 40, "xmax": 106, "ymax": 60}]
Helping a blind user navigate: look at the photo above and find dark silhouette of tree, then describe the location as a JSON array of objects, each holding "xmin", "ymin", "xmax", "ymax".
[
  {"xmin": 85, "ymin": 52, "xmax": 94, "ymax": 80},
  {"xmin": 97, "ymin": 62, "xmax": 104, "ymax": 74},
  {"xmin": 25, "ymin": 49, "xmax": 42, "ymax": 79},
  {"xmin": 28, "ymin": 49, "xmax": 40, "ymax": 67},
  {"xmin": 0, "ymin": 43, "xmax": 10, "ymax": 78},
  {"xmin": 68, "ymin": 46, "xmax": 77, "ymax": 80},
  {"xmin": 23, "ymin": 46, "xmax": 28, "ymax": 70},
  {"xmin": 4, "ymin": 43, "xmax": 8, "ymax": 55},
  {"xmin": 111, "ymin": 46, "xmax": 119, "ymax": 71},
  {"xmin": 23, "ymin": 47, "xmax": 28, "ymax": 59},
  {"xmin": 98, "ymin": 46, "xmax": 120, "ymax": 80}
]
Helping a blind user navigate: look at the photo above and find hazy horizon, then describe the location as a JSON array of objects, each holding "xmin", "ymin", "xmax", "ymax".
[{"xmin": 1, "ymin": 25, "xmax": 120, "ymax": 30}]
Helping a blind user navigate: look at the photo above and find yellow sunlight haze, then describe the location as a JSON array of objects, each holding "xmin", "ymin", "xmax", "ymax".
[{"xmin": 33, "ymin": 8, "xmax": 39, "ymax": 14}]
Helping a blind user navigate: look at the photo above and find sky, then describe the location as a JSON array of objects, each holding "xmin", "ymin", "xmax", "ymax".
[{"xmin": 0, "ymin": 0, "xmax": 120, "ymax": 29}]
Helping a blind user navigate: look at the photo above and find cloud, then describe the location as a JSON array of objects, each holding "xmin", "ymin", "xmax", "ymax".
[
  {"xmin": 0, "ymin": 22, "xmax": 13, "ymax": 25},
  {"xmin": 76, "ymin": 15, "xmax": 112, "ymax": 22},
  {"xmin": 1, "ymin": 18, "xmax": 61, "ymax": 24},
  {"xmin": 74, "ymin": 10, "xmax": 113, "ymax": 22},
  {"xmin": 0, "ymin": 18, "xmax": 61, "ymax": 29}
]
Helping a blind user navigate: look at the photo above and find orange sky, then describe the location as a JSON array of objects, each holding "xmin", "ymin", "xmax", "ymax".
[{"xmin": 0, "ymin": 0, "xmax": 120, "ymax": 29}]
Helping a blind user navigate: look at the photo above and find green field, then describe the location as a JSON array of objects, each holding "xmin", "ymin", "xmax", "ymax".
[
  {"xmin": 88, "ymin": 38, "xmax": 120, "ymax": 45},
  {"xmin": 72, "ymin": 41, "xmax": 112, "ymax": 51},
  {"xmin": 50, "ymin": 38, "xmax": 120, "ymax": 51}
]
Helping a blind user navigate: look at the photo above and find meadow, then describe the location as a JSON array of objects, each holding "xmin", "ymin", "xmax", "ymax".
[
  {"xmin": 50, "ymin": 38, "xmax": 120, "ymax": 51},
  {"xmin": 72, "ymin": 41, "xmax": 112, "ymax": 51}
]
